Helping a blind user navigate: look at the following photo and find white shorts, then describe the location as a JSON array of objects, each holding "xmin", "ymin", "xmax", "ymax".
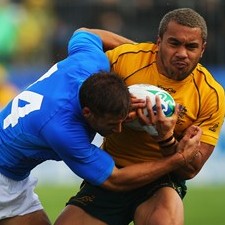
[{"xmin": 0, "ymin": 173, "xmax": 43, "ymax": 219}]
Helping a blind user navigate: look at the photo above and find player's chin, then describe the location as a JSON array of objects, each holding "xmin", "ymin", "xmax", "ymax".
[{"xmin": 174, "ymin": 66, "xmax": 191, "ymax": 77}]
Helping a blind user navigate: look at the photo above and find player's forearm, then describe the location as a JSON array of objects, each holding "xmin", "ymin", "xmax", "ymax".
[
  {"xmin": 101, "ymin": 152, "xmax": 185, "ymax": 191},
  {"xmin": 172, "ymin": 143, "xmax": 214, "ymax": 179},
  {"xmin": 172, "ymin": 152, "xmax": 202, "ymax": 179},
  {"xmin": 78, "ymin": 27, "xmax": 135, "ymax": 51}
]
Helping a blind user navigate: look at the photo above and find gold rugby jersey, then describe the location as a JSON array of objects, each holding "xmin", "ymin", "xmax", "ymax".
[{"xmin": 103, "ymin": 42, "xmax": 225, "ymax": 167}]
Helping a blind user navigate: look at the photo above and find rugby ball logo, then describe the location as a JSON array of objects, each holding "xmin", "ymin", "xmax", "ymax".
[{"xmin": 126, "ymin": 84, "xmax": 176, "ymax": 135}]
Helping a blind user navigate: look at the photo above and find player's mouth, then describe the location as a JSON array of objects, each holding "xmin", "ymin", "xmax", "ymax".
[{"xmin": 173, "ymin": 61, "xmax": 188, "ymax": 70}]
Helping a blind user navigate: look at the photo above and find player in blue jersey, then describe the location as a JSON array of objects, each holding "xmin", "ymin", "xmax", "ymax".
[{"xmin": 0, "ymin": 28, "xmax": 202, "ymax": 225}]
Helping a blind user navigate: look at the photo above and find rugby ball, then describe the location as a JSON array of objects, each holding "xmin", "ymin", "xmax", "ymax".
[{"xmin": 125, "ymin": 84, "xmax": 176, "ymax": 136}]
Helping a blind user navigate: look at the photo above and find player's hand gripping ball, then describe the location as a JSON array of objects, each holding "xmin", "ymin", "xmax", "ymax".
[{"xmin": 126, "ymin": 84, "xmax": 176, "ymax": 136}]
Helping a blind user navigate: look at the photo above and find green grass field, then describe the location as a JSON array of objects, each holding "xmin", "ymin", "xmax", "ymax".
[{"xmin": 36, "ymin": 184, "xmax": 225, "ymax": 225}]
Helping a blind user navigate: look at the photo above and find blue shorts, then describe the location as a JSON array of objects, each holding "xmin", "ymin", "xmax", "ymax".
[{"xmin": 67, "ymin": 174, "xmax": 187, "ymax": 225}]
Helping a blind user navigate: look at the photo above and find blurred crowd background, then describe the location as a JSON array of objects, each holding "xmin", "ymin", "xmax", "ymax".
[
  {"xmin": 1, "ymin": 0, "xmax": 225, "ymax": 95},
  {"xmin": 0, "ymin": 0, "xmax": 225, "ymax": 93},
  {"xmin": 0, "ymin": 0, "xmax": 224, "ymax": 184}
]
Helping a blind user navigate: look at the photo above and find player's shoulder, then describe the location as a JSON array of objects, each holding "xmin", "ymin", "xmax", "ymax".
[
  {"xmin": 107, "ymin": 41, "xmax": 157, "ymax": 55},
  {"xmin": 127, "ymin": 41, "xmax": 157, "ymax": 50}
]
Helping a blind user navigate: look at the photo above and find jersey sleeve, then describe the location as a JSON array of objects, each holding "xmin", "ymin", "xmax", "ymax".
[
  {"xmin": 197, "ymin": 87, "xmax": 225, "ymax": 146},
  {"xmin": 40, "ymin": 114, "xmax": 115, "ymax": 186},
  {"xmin": 193, "ymin": 69, "xmax": 225, "ymax": 146}
]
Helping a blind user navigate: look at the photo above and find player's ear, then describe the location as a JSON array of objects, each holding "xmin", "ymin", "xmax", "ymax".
[
  {"xmin": 82, "ymin": 107, "xmax": 92, "ymax": 118},
  {"xmin": 200, "ymin": 41, "xmax": 207, "ymax": 58},
  {"xmin": 156, "ymin": 35, "xmax": 161, "ymax": 47},
  {"xmin": 156, "ymin": 36, "xmax": 163, "ymax": 53}
]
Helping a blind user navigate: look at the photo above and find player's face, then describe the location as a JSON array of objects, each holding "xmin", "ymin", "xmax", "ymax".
[
  {"xmin": 156, "ymin": 21, "xmax": 206, "ymax": 81},
  {"xmin": 85, "ymin": 111, "xmax": 126, "ymax": 137}
]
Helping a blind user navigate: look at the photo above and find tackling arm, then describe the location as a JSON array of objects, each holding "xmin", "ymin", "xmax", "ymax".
[{"xmin": 101, "ymin": 125, "xmax": 202, "ymax": 191}]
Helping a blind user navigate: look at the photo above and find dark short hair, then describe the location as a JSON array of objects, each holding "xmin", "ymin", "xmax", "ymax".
[
  {"xmin": 158, "ymin": 8, "xmax": 207, "ymax": 43},
  {"xmin": 79, "ymin": 71, "xmax": 130, "ymax": 118}
]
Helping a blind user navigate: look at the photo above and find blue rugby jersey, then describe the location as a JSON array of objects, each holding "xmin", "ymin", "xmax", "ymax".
[{"xmin": 0, "ymin": 31, "xmax": 115, "ymax": 185}]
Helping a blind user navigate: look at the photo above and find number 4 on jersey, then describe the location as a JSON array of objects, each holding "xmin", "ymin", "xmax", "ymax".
[{"xmin": 3, "ymin": 91, "xmax": 43, "ymax": 129}]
